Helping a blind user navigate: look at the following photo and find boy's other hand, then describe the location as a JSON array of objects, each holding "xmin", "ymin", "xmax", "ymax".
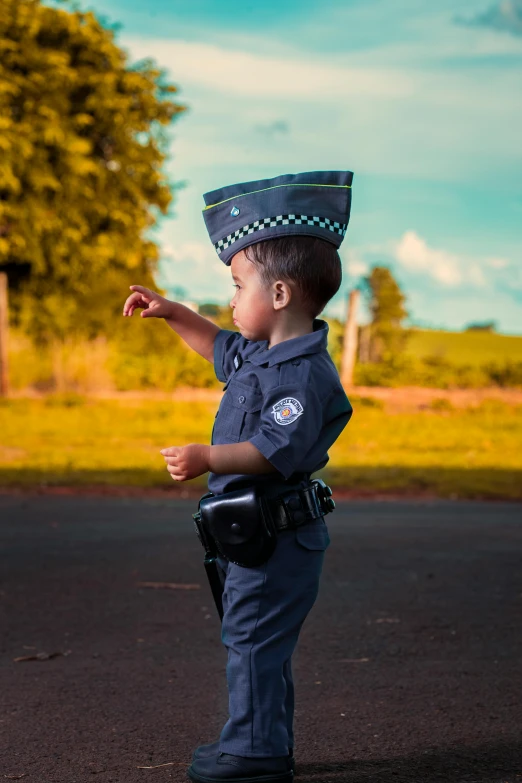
[
  {"xmin": 160, "ymin": 443, "xmax": 211, "ymax": 481},
  {"xmin": 122, "ymin": 285, "xmax": 173, "ymax": 319}
]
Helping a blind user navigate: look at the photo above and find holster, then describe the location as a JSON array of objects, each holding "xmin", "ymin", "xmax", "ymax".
[
  {"xmin": 197, "ymin": 485, "xmax": 278, "ymax": 568},
  {"xmin": 192, "ymin": 493, "xmax": 225, "ymax": 620},
  {"xmin": 192, "ymin": 480, "xmax": 336, "ymax": 620}
]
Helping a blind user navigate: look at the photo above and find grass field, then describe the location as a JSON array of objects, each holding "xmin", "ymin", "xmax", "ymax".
[
  {"xmin": 7, "ymin": 326, "xmax": 522, "ymax": 396},
  {"xmin": 405, "ymin": 328, "xmax": 522, "ymax": 365},
  {"xmin": 1, "ymin": 394, "xmax": 521, "ymax": 500}
]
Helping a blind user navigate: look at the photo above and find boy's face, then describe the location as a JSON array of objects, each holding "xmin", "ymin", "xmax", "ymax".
[{"xmin": 229, "ymin": 250, "xmax": 276, "ymax": 341}]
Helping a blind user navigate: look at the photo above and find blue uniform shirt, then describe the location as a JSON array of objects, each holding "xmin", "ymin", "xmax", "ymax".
[{"xmin": 209, "ymin": 319, "xmax": 353, "ymax": 495}]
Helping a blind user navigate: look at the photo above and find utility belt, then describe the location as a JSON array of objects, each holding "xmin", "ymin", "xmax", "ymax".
[
  {"xmin": 192, "ymin": 478, "xmax": 335, "ymax": 569},
  {"xmin": 192, "ymin": 479, "xmax": 336, "ymax": 621}
]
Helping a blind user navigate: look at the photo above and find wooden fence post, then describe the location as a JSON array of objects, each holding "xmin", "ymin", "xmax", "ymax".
[
  {"xmin": 340, "ymin": 288, "xmax": 360, "ymax": 388},
  {"xmin": 358, "ymin": 324, "xmax": 371, "ymax": 363},
  {"xmin": 0, "ymin": 272, "xmax": 8, "ymax": 397}
]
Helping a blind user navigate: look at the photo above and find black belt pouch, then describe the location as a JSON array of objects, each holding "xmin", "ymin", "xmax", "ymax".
[{"xmin": 199, "ymin": 485, "xmax": 277, "ymax": 568}]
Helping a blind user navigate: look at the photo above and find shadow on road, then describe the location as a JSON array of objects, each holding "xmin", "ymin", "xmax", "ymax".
[
  {"xmin": 1, "ymin": 465, "xmax": 521, "ymax": 499},
  {"xmin": 296, "ymin": 740, "xmax": 522, "ymax": 781}
]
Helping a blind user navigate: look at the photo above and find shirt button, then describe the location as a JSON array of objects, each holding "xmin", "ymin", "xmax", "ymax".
[{"xmin": 238, "ymin": 395, "xmax": 246, "ymax": 403}]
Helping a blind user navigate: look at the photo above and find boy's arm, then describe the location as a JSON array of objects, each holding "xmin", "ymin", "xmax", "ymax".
[
  {"xmin": 165, "ymin": 302, "xmax": 220, "ymax": 364},
  {"xmin": 209, "ymin": 442, "xmax": 277, "ymax": 475},
  {"xmin": 160, "ymin": 441, "xmax": 277, "ymax": 481},
  {"xmin": 123, "ymin": 285, "xmax": 220, "ymax": 363}
]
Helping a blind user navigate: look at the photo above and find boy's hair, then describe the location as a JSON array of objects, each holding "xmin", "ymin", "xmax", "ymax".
[{"xmin": 244, "ymin": 236, "xmax": 342, "ymax": 318}]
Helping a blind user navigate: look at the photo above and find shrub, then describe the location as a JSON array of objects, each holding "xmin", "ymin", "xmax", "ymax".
[
  {"xmin": 348, "ymin": 394, "xmax": 384, "ymax": 409},
  {"xmin": 430, "ymin": 398, "xmax": 454, "ymax": 413},
  {"xmin": 485, "ymin": 361, "xmax": 522, "ymax": 388},
  {"xmin": 355, "ymin": 355, "xmax": 522, "ymax": 389},
  {"xmin": 44, "ymin": 392, "xmax": 87, "ymax": 408}
]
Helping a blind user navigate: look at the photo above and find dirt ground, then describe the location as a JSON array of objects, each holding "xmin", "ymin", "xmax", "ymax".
[
  {"xmin": 9, "ymin": 385, "xmax": 522, "ymax": 412},
  {"xmin": 1, "ymin": 497, "xmax": 521, "ymax": 783}
]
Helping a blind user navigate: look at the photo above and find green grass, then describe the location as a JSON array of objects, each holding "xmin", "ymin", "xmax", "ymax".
[
  {"xmin": 406, "ymin": 328, "xmax": 522, "ymax": 366},
  {"xmin": 7, "ymin": 326, "xmax": 522, "ymax": 395},
  {"xmin": 1, "ymin": 395, "xmax": 521, "ymax": 499}
]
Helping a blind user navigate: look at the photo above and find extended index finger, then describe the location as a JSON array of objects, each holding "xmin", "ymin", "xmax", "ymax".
[
  {"xmin": 129, "ymin": 285, "xmax": 149, "ymax": 293},
  {"xmin": 122, "ymin": 291, "xmax": 144, "ymax": 314},
  {"xmin": 160, "ymin": 446, "xmax": 180, "ymax": 457}
]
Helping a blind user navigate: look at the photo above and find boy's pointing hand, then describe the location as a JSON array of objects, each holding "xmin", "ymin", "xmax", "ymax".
[
  {"xmin": 160, "ymin": 443, "xmax": 211, "ymax": 481},
  {"xmin": 123, "ymin": 285, "xmax": 173, "ymax": 319}
]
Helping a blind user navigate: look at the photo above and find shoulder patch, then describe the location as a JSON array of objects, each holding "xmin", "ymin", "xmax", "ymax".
[{"xmin": 272, "ymin": 397, "xmax": 304, "ymax": 426}]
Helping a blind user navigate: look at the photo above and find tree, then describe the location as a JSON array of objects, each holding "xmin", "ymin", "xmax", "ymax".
[
  {"xmin": 363, "ymin": 266, "xmax": 408, "ymax": 362},
  {"xmin": 0, "ymin": 0, "xmax": 186, "ymax": 342},
  {"xmin": 199, "ymin": 303, "xmax": 221, "ymax": 319},
  {"xmin": 466, "ymin": 321, "xmax": 496, "ymax": 332}
]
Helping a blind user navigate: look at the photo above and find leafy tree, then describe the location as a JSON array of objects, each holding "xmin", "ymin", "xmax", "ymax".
[
  {"xmin": 198, "ymin": 303, "xmax": 235, "ymax": 331},
  {"xmin": 0, "ymin": 0, "xmax": 186, "ymax": 342},
  {"xmin": 199, "ymin": 303, "xmax": 221, "ymax": 318},
  {"xmin": 363, "ymin": 266, "xmax": 409, "ymax": 362},
  {"xmin": 466, "ymin": 321, "xmax": 496, "ymax": 332}
]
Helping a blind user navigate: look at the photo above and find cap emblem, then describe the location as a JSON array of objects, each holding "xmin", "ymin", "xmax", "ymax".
[{"xmin": 230, "ymin": 206, "xmax": 240, "ymax": 217}]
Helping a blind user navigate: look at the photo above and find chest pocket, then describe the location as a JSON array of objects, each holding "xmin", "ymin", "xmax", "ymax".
[{"xmin": 214, "ymin": 379, "xmax": 264, "ymax": 443}]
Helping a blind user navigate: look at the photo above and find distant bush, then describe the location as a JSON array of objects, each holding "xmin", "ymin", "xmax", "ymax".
[
  {"xmin": 355, "ymin": 355, "xmax": 522, "ymax": 389},
  {"xmin": 465, "ymin": 321, "xmax": 496, "ymax": 332},
  {"xmin": 44, "ymin": 392, "xmax": 87, "ymax": 407},
  {"xmin": 484, "ymin": 361, "xmax": 522, "ymax": 388},
  {"xmin": 473, "ymin": 398, "xmax": 512, "ymax": 415},
  {"xmin": 430, "ymin": 398, "xmax": 454, "ymax": 413},
  {"xmin": 7, "ymin": 324, "xmax": 522, "ymax": 394},
  {"xmin": 348, "ymin": 394, "xmax": 385, "ymax": 410},
  {"xmin": 354, "ymin": 359, "xmax": 405, "ymax": 388}
]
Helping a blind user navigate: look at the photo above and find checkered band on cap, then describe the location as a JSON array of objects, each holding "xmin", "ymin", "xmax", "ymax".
[{"xmin": 214, "ymin": 214, "xmax": 347, "ymax": 255}]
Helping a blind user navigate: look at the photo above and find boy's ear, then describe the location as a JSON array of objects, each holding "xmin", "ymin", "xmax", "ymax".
[{"xmin": 272, "ymin": 280, "xmax": 292, "ymax": 310}]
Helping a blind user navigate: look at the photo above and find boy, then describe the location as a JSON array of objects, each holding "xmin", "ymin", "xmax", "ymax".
[{"xmin": 122, "ymin": 170, "xmax": 354, "ymax": 783}]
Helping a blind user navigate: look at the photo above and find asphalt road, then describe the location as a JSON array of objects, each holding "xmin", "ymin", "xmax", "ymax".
[{"xmin": 1, "ymin": 496, "xmax": 521, "ymax": 783}]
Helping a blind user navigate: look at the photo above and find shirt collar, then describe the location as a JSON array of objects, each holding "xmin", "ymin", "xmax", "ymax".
[{"xmin": 248, "ymin": 319, "xmax": 329, "ymax": 367}]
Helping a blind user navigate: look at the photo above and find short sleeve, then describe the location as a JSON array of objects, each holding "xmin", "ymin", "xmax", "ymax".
[
  {"xmin": 249, "ymin": 381, "xmax": 323, "ymax": 480},
  {"xmin": 213, "ymin": 329, "xmax": 250, "ymax": 383}
]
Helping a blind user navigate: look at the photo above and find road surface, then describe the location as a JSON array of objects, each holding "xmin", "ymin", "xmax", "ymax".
[{"xmin": 1, "ymin": 496, "xmax": 521, "ymax": 782}]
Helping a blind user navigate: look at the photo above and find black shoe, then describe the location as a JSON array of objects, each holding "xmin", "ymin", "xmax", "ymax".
[
  {"xmin": 193, "ymin": 742, "xmax": 295, "ymax": 772},
  {"xmin": 193, "ymin": 740, "xmax": 222, "ymax": 760},
  {"xmin": 187, "ymin": 751, "xmax": 293, "ymax": 782}
]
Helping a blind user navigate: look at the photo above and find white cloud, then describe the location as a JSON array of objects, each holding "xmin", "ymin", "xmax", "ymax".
[
  {"xmin": 395, "ymin": 231, "xmax": 463, "ymax": 285},
  {"xmin": 457, "ymin": 0, "xmax": 522, "ymax": 37},
  {"xmin": 347, "ymin": 259, "xmax": 369, "ymax": 277},
  {"xmin": 118, "ymin": 27, "xmax": 521, "ymax": 331},
  {"xmin": 157, "ymin": 240, "xmax": 232, "ymax": 302},
  {"xmin": 344, "ymin": 251, "xmax": 369, "ymax": 278},
  {"xmin": 392, "ymin": 230, "xmax": 518, "ymax": 291},
  {"xmin": 488, "ymin": 256, "xmax": 510, "ymax": 269},
  {"xmin": 344, "ymin": 24, "xmax": 522, "ymax": 66},
  {"xmin": 468, "ymin": 264, "xmax": 487, "ymax": 286},
  {"xmin": 123, "ymin": 35, "xmax": 522, "ymax": 185},
  {"xmin": 162, "ymin": 241, "xmax": 214, "ymax": 267},
  {"xmin": 126, "ymin": 39, "xmax": 412, "ymax": 101}
]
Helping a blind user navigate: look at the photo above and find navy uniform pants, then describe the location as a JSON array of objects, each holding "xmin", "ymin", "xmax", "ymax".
[{"xmin": 216, "ymin": 517, "xmax": 330, "ymax": 758}]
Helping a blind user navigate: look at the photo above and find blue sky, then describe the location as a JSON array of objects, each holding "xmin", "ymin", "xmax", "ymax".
[{"xmin": 82, "ymin": 0, "xmax": 522, "ymax": 332}]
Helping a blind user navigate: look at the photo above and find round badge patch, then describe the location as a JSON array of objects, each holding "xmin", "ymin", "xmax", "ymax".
[{"xmin": 272, "ymin": 397, "xmax": 304, "ymax": 426}]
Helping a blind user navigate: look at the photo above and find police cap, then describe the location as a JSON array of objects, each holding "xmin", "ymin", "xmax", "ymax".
[{"xmin": 202, "ymin": 170, "xmax": 354, "ymax": 266}]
